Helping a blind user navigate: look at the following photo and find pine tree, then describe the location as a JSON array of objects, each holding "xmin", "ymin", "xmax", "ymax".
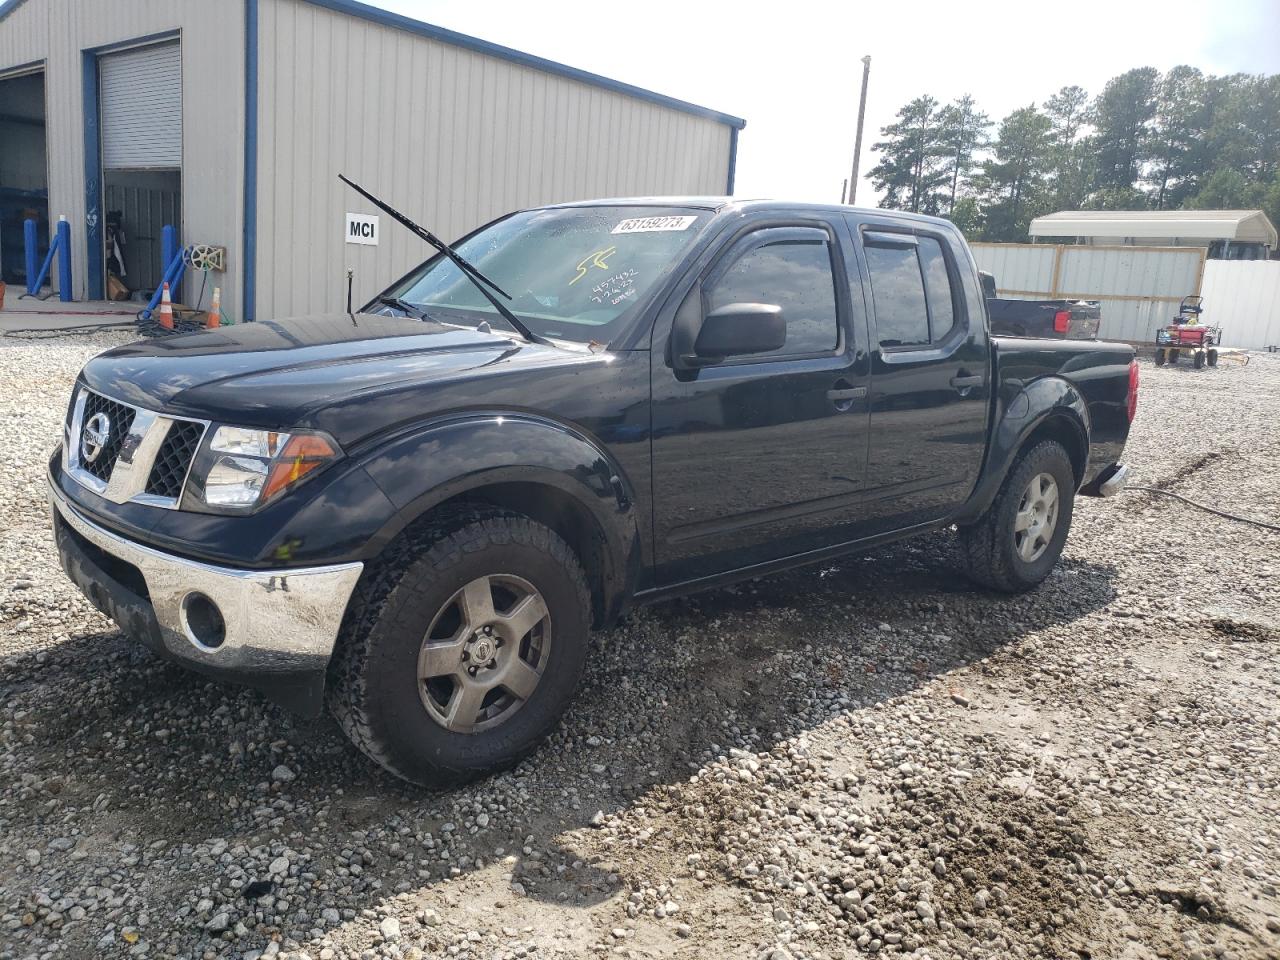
[
  {"xmin": 868, "ymin": 67, "xmax": 1279, "ymax": 233},
  {"xmin": 1043, "ymin": 86, "xmax": 1091, "ymax": 209},
  {"xmin": 868, "ymin": 96, "xmax": 949, "ymax": 214},
  {"xmin": 937, "ymin": 95, "xmax": 991, "ymax": 214},
  {"xmin": 974, "ymin": 105, "xmax": 1054, "ymax": 241},
  {"xmin": 1090, "ymin": 68, "xmax": 1159, "ymax": 194},
  {"xmin": 1147, "ymin": 66, "xmax": 1210, "ymax": 208}
]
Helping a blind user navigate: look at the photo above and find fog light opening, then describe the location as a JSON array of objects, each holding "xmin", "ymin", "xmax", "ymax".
[{"xmin": 182, "ymin": 592, "xmax": 226, "ymax": 650}]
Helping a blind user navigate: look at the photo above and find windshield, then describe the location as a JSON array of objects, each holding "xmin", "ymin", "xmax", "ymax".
[{"xmin": 381, "ymin": 205, "xmax": 710, "ymax": 344}]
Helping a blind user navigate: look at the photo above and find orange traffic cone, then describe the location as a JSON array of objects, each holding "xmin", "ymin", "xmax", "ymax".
[
  {"xmin": 207, "ymin": 286, "xmax": 221, "ymax": 329},
  {"xmin": 158, "ymin": 282, "xmax": 174, "ymax": 330}
]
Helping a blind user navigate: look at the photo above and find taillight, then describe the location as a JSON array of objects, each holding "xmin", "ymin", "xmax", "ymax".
[
  {"xmin": 1053, "ymin": 310, "xmax": 1071, "ymax": 335},
  {"xmin": 1126, "ymin": 359, "xmax": 1139, "ymax": 422}
]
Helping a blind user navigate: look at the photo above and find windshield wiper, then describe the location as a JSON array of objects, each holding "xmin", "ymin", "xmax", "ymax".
[
  {"xmin": 377, "ymin": 296, "xmax": 429, "ymax": 320},
  {"xmin": 340, "ymin": 174, "xmax": 550, "ymax": 346}
]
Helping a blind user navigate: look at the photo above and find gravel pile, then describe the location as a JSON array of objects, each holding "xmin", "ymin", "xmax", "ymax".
[{"xmin": 1, "ymin": 333, "xmax": 1278, "ymax": 960}]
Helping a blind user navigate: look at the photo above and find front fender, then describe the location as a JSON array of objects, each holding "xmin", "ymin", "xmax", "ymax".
[
  {"xmin": 358, "ymin": 413, "xmax": 641, "ymax": 612},
  {"xmin": 956, "ymin": 376, "xmax": 1090, "ymax": 524}
]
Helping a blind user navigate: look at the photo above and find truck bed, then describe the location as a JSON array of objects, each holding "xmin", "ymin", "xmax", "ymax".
[{"xmin": 987, "ymin": 297, "xmax": 1101, "ymax": 340}]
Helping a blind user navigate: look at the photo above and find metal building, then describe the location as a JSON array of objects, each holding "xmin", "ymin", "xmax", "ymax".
[{"xmin": 0, "ymin": 0, "xmax": 744, "ymax": 320}]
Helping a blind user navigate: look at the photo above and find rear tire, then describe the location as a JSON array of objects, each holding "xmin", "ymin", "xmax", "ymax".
[
  {"xmin": 1167, "ymin": 349, "xmax": 1178, "ymax": 365},
  {"xmin": 960, "ymin": 440, "xmax": 1075, "ymax": 593},
  {"xmin": 1207, "ymin": 348, "xmax": 1219, "ymax": 367},
  {"xmin": 1194, "ymin": 350, "xmax": 1205, "ymax": 369},
  {"xmin": 1155, "ymin": 348, "xmax": 1167, "ymax": 366},
  {"xmin": 327, "ymin": 507, "xmax": 591, "ymax": 787}
]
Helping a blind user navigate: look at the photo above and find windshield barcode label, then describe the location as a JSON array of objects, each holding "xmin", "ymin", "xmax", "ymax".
[{"xmin": 612, "ymin": 216, "xmax": 697, "ymax": 234}]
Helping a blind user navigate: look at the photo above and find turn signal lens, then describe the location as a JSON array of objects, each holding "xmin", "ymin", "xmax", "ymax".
[{"xmin": 261, "ymin": 434, "xmax": 339, "ymax": 502}]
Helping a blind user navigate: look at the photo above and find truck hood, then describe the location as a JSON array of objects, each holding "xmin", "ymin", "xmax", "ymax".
[{"xmin": 79, "ymin": 313, "xmax": 591, "ymax": 441}]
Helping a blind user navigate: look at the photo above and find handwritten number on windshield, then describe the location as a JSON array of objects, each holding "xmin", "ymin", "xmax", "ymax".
[{"xmin": 569, "ymin": 245, "xmax": 617, "ymax": 286}]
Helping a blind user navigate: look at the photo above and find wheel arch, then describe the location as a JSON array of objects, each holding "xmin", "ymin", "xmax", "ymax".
[
  {"xmin": 957, "ymin": 377, "xmax": 1090, "ymax": 525},
  {"xmin": 357, "ymin": 415, "xmax": 643, "ymax": 628},
  {"xmin": 1022, "ymin": 414, "xmax": 1088, "ymax": 487},
  {"xmin": 432, "ymin": 480, "xmax": 633, "ymax": 628}
]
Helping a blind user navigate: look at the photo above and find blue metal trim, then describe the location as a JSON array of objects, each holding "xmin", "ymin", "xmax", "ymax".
[
  {"xmin": 243, "ymin": 0, "xmax": 258, "ymax": 322},
  {"xmin": 0, "ymin": 0, "xmax": 27, "ymax": 22},
  {"xmin": 80, "ymin": 50, "xmax": 103, "ymax": 300},
  {"xmin": 726, "ymin": 127, "xmax": 739, "ymax": 196},
  {"xmin": 301, "ymin": 0, "xmax": 745, "ymax": 130}
]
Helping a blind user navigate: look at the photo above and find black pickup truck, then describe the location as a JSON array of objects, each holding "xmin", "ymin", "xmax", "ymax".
[
  {"xmin": 979, "ymin": 272, "xmax": 1103, "ymax": 339},
  {"xmin": 48, "ymin": 198, "xmax": 1137, "ymax": 785}
]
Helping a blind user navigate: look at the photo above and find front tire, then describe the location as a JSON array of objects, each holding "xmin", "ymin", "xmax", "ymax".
[
  {"xmin": 960, "ymin": 440, "xmax": 1075, "ymax": 593},
  {"xmin": 327, "ymin": 508, "xmax": 591, "ymax": 787}
]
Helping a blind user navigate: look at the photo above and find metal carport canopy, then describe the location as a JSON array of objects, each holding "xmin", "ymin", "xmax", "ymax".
[{"xmin": 1028, "ymin": 209, "xmax": 1278, "ymax": 247}]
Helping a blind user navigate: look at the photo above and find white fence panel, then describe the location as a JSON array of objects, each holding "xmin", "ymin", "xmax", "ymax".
[
  {"xmin": 970, "ymin": 242, "xmax": 1206, "ymax": 342},
  {"xmin": 969, "ymin": 243, "xmax": 1057, "ymax": 295},
  {"xmin": 1200, "ymin": 260, "xmax": 1280, "ymax": 351}
]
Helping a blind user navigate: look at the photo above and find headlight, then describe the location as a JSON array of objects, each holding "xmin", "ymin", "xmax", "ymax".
[
  {"xmin": 204, "ymin": 454, "xmax": 270, "ymax": 506},
  {"xmin": 195, "ymin": 426, "xmax": 340, "ymax": 511}
]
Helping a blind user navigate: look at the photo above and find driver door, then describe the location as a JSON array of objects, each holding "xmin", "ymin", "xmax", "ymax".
[{"xmin": 649, "ymin": 218, "xmax": 872, "ymax": 586}]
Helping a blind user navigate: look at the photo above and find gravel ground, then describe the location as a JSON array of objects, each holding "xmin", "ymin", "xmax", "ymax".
[{"xmin": 1, "ymin": 332, "xmax": 1278, "ymax": 960}]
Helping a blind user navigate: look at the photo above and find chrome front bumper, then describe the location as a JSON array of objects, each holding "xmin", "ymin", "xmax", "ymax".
[{"xmin": 48, "ymin": 476, "xmax": 363, "ymax": 711}]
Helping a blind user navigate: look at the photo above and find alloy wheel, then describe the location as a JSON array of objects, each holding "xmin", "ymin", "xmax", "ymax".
[
  {"xmin": 417, "ymin": 574, "xmax": 551, "ymax": 733},
  {"xmin": 1013, "ymin": 472, "xmax": 1059, "ymax": 563}
]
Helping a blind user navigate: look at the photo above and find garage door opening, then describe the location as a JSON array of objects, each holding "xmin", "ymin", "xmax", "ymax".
[
  {"xmin": 0, "ymin": 67, "xmax": 49, "ymax": 292},
  {"xmin": 99, "ymin": 41, "xmax": 182, "ymax": 302}
]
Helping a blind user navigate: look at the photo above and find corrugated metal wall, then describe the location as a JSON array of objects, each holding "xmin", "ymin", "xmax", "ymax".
[
  {"xmin": 255, "ymin": 0, "xmax": 734, "ymax": 320},
  {"xmin": 971, "ymin": 242, "xmax": 1205, "ymax": 342},
  {"xmin": 0, "ymin": 0, "xmax": 244, "ymax": 306},
  {"xmin": 1201, "ymin": 261, "xmax": 1280, "ymax": 351}
]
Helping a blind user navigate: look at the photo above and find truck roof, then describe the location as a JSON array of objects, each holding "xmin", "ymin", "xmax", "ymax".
[{"xmin": 541, "ymin": 196, "xmax": 956, "ymax": 229}]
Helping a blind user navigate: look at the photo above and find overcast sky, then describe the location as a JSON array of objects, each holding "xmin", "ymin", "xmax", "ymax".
[{"xmin": 372, "ymin": 0, "xmax": 1280, "ymax": 205}]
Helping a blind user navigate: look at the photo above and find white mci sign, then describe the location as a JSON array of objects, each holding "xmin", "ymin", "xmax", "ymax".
[{"xmin": 345, "ymin": 213, "xmax": 380, "ymax": 245}]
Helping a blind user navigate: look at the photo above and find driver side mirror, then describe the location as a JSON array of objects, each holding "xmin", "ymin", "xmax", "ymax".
[{"xmin": 693, "ymin": 302, "xmax": 785, "ymax": 362}]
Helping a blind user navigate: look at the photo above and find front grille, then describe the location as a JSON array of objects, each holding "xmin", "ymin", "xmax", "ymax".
[
  {"xmin": 145, "ymin": 420, "xmax": 204, "ymax": 499},
  {"xmin": 79, "ymin": 391, "xmax": 137, "ymax": 482}
]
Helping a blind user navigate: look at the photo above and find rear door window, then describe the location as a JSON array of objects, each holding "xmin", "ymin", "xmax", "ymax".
[
  {"xmin": 864, "ymin": 243, "xmax": 929, "ymax": 347},
  {"xmin": 864, "ymin": 232, "xmax": 959, "ymax": 348},
  {"xmin": 917, "ymin": 237, "xmax": 956, "ymax": 340}
]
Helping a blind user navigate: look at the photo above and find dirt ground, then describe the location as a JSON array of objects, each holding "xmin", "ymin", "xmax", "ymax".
[{"xmin": 1, "ymin": 332, "xmax": 1278, "ymax": 960}]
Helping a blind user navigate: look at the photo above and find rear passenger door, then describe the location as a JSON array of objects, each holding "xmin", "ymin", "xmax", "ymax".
[{"xmin": 849, "ymin": 217, "xmax": 990, "ymax": 532}]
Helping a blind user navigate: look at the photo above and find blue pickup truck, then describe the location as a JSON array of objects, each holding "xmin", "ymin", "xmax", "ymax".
[{"xmin": 48, "ymin": 197, "xmax": 1137, "ymax": 785}]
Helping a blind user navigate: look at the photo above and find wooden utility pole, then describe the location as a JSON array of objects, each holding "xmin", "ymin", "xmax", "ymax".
[{"xmin": 847, "ymin": 56, "xmax": 871, "ymax": 205}]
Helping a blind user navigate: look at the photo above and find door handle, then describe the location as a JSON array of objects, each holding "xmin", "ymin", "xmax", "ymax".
[
  {"xmin": 827, "ymin": 386, "xmax": 867, "ymax": 402},
  {"xmin": 950, "ymin": 373, "xmax": 984, "ymax": 390}
]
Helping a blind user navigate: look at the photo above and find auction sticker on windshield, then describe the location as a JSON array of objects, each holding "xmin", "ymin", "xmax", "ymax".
[{"xmin": 611, "ymin": 215, "xmax": 698, "ymax": 234}]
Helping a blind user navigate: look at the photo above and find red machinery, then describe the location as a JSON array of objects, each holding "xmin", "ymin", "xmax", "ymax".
[{"xmin": 1155, "ymin": 296, "xmax": 1220, "ymax": 368}]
